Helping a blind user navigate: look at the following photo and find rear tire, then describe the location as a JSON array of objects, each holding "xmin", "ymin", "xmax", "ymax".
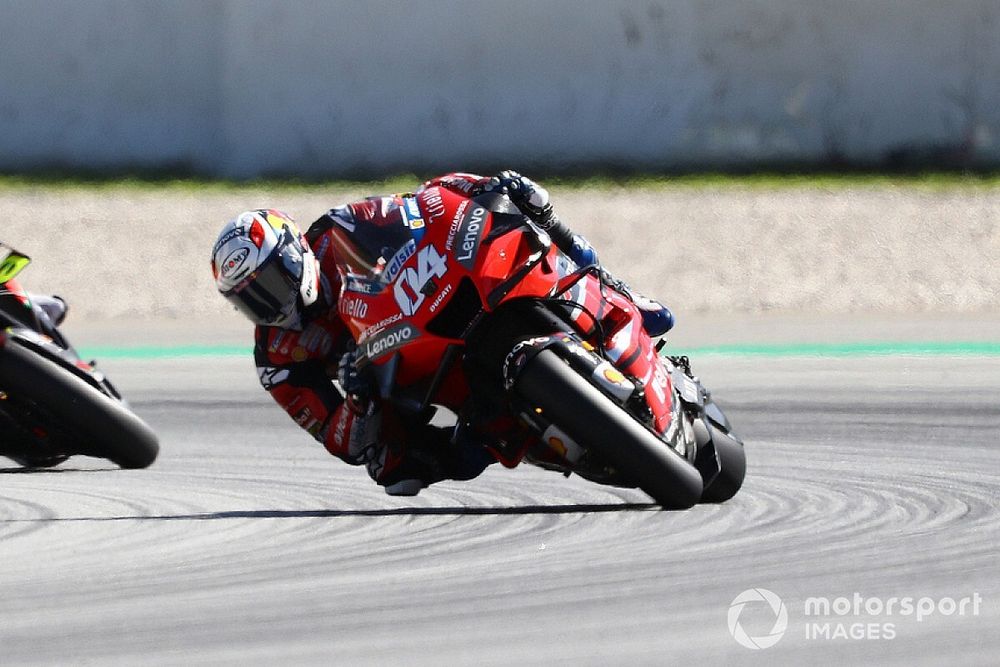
[
  {"xmin": 0, "ymin": 338, "xmax": 159, "ymax": 468},
  {"xmin": 513, "ymin": 349, "xmax": 703, "ymax": 509}
]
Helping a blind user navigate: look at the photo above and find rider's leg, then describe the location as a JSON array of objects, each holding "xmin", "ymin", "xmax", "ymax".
[
  {"xmin": 29, "ymin": 293, "xmax": 68, "ymax": 329},
  {"xmin": 362, "ymin": 409, "xmax": 495, "ymax": 496},
  {"xmin": 565, "ymin": 235, "xmax": 675, "ymax": 337}
]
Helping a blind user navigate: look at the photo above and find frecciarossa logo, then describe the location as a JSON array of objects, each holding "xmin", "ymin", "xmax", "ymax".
[{"xmin": 363, "ymin": 322, "xmax": 420, "ymax": 361}]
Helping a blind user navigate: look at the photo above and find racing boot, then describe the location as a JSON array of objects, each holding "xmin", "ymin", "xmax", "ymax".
[
  {"xmin": 567, "ymin": 235, "xmax": 675, "ymax": 337},
  {"xmin": 379, "ymin": 425, "xmax": 495, "ymax": 496}
]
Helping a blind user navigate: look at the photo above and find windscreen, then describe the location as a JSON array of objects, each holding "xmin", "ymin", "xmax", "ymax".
[{"xmin": 326, "ymin": 199, "xmax": 421, "ymax": 284}]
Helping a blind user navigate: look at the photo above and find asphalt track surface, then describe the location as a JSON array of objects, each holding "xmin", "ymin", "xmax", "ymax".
[{"xmin": 1, "ymin": 351, "xmax": 998, "ymax": 665}]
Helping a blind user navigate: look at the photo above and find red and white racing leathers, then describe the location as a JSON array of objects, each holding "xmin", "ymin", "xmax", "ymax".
[{"xmin": 252, "ymin": 173, "xmax": 490, "ymax": 486}]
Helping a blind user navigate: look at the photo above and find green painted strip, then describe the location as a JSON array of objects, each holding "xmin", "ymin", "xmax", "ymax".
[
  {"xmin": 77, "ymin": 344, "xmax": 252, "ymax": 359},
  {"xmin": 669, "ymin": 341, "xmax": 1000, "ymax": 357},
  {"xmin": 76, "ymin": 340, "xmax": 1000, "ymax": 360}
]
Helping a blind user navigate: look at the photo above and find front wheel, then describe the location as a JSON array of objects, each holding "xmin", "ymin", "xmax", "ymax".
[
  {"xmin": 0, "ymin": 338, "xmax": 159, "ymax": 468},
  {"xmin": 698, "ymin": 423, "xmax": 746, "ymax": 503},
  {"xmin": 512, "ymin": 349, "xmax": 703, "ymax": 509}
]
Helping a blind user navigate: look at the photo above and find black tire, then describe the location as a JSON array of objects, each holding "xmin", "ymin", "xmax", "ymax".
[
  {"xmin": 0, "ymin": 338, "xmax": 159, "ymax": 468},
  {"xmin": 513, "ymin": 349, "xmax": 703, "ymax": 509},
  {"xmin": 699, "ymin": 424, "xmax": 746, "ymax": 503}
]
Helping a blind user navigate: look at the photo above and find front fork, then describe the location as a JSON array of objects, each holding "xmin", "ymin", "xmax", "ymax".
[{"xmin": 665, "ymin": 355, "xmax": 736, "ymax": 489}]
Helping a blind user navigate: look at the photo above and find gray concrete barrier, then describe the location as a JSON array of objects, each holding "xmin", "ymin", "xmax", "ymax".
[{"xmin": 1, "ymin": 1, "xmax": 998, "ymax": 177}]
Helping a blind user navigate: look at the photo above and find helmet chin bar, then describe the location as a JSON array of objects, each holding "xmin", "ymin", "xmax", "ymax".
[{"xmin": 274, "ymin": 308, "xmax": 303, "ymax": 331}]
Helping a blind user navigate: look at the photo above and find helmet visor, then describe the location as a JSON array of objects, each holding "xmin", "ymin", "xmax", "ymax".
[{"xmin": 224, "ymin": 230, "xmax": 306, "ymax": 327}]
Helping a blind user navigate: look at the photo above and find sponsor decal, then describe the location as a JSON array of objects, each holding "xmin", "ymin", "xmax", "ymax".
[
  {"xmin": 502, "ymin": 336, "xmax": 553, "ymax": 387},
  {"xmin": 340, "ymin": 295, "xmax": 369, "ymax": 319},
  {"xmin": 381, "ymin": 239, "xmax": 416, "ymax": 284},
  {"xmin": 445, "ymin": 200, "xmax": 470, "ymax": 251},
  {"xmin": 541, "ymin": 424, "xmax": 584, "ymax": 463},
  {"xmin": 256, "ymin": 366, "xmax": 290, "ymax": 389},
  {"xmin": 603, "ymin": 367, "xmax": 627, "ymax": 384},
  {"xmin": 428, "ymin": 282, "xmax": 453, "ymax": 313},
  {"xmin": 455, "ymin": 205, "xmax": 487, "ymax": 269},
  {"xmin": 267, "ymin": 331, "xmax": 287, "ymax": 353},
  {"xmin": 294, "ymin": 407, "xmax": 313, "ymax": 426},
  {"xmin": 359, "ymin": 312, "xmax": 403, "ymax": 342},
  {"xmin": 442, "ymin": 176, "xmax": 475, "ymax": 193},
  {"xmin": 291, "ymin": 346, "xmax": 308, "ymax": 362},
  {"xmin": 593, "ymin": 361, "xmax": 636, "ymax": 402},
  {"xmin": 332, "ymin": 405, "xmax": 353, "ymax": 447},
  {"xmin": 220, "ymin": 247, "xmax": 250, "ymax": 279},
  {"xmin": 635, "ymin": 353, "xmax": 671, "ymax": 405},
  {"xmin": 345, "ymin": 276, "xmax": 382, "ymax": 295},
  {"xmin": 403, "ymin": 197, "xmax": 422, "ymax": 220},
  {"xmin": 401, "ymin": 197, "xmax": 426, "ymax": 237},
  {"xmin": 363, "ymin": 322, "xmax": 419, "ymax": 360},
  {"xmin": 212, "ymin": 226, "xmax": 246, "ymax": 254},
  {"xmin": 300, "ymin": 252, "xmax": 318, "ymax": 305},
  {"xmin": 419, "ymin": 187, "xmax": 447, "ymax": 222}
]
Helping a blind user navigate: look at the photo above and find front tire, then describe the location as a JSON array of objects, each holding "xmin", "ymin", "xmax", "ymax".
[
  {"xmin": 699, "ymin": 424, "xmax": 746, "ymax": 503},
  {"xmin": 513, "ymin": 349, "xmax": 703, "ymax": 509},
  {"xmin": 0, "ymin": 338, "xmax": 159, "ymax": 468}
]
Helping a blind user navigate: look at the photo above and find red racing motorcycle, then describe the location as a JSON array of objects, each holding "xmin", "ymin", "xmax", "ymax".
[{"xmin": 328, "ymin": 189, "xmax": 745, "ymax": 508}]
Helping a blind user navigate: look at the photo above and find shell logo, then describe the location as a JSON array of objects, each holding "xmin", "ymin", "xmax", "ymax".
[
  {"xmin": 603, "ymin": 367, "xmax": 627, "ymax": 384},
  {"xmin": 547, "ymin": 436, "xmax": 567, "ymax": 457}
]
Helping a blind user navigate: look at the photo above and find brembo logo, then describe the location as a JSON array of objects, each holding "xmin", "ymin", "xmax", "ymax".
[{"xmin": 456, "ymin": 205, "xmax": 486, "ymax": 269}]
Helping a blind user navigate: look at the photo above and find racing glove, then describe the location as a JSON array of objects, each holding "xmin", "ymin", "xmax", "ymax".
[
  {"xmin": 337, "ymin": 344, "xmax": 373, "ymax": 413},
  {"xmin": 484, "ymin": 170, "xmax": 580, "ymax": 258},
  {"xmin": 484, "ymin": 170, "xmax": 551, "ymax": 219}
]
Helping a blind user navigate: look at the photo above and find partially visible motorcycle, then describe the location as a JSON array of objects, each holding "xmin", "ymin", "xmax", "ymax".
[
  {"xmin": 324, "ymin": 187, "xmax": 745, "ymax": 508},
  {"xmin": 0, "ymin": 243, "xmax": 159, "ymax": 469}
]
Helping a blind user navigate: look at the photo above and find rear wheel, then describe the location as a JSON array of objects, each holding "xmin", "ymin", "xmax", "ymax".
[
  {"xmin": 513, "ymin": 349, "xmax": 703, "ymax": 509},
  {"xmin": 0, "ymin": 338, "xmax": 159, "ymax": 468}
]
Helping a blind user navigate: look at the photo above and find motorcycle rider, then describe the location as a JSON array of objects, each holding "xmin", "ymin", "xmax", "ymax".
[{"xmin": 210, "ymin": 171, "xmax": 674, "ymax": 496}]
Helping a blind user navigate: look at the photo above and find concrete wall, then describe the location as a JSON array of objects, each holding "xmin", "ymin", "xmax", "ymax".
[{"xmin": 1, "ymin": 0, "xmax": 998, "ymax": 178}]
